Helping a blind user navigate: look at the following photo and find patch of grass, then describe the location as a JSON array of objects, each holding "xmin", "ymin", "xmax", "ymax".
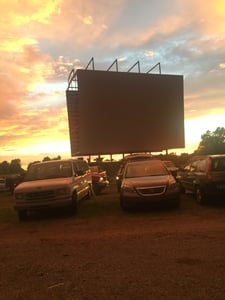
[
  {"xmin": 78, "ymin": 192, "xmax": 122, "ymax": 219},
  {"xmin": 0, "ymin": 208, "xmax": 18, "ymax": 223}
]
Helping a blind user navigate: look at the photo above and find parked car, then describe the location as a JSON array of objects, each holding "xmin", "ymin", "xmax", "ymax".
[
  {"xmin": 14, "ymin": 159, "xmax": 92, "ymax": 221},
  {"xmin": 163, "ymin": 160, "xmax": 179, "ymax": 178},
  {"xmin": 176, "ymin": 154, "xmax": 225, "ymax": 204},
  {"xmin": 119, "ymin": 159, "xmax": 180, "ymax": 210},
  {"xmin": 116, "ymin": 153, "xmax": 154, "ymax": 192},
  {"xmin": 89, "ymin": 165, "xmax": 109, "ymax": 194}
]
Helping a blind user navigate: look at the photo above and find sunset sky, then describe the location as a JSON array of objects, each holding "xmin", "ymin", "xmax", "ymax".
[{"xmin": 0, "ymin": 0, "xmax": 225, "ymax": 167}]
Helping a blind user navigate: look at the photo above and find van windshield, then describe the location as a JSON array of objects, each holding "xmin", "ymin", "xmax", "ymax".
[{"xmin": 24, "ymin": 161, "xmax": 73, "ymax": 181}]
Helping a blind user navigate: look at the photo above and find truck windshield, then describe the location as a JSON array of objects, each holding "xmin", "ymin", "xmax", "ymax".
[{"xmin": 24, "ymin": 161, "xmax": 73, "ymax": 181}]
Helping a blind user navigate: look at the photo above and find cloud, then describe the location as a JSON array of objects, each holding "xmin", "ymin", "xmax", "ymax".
[{"xmin": 0, "ymin": 0, "xmax": 225, "ymax": 162}]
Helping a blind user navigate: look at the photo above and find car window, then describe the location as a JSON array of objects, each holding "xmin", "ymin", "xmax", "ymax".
[
  {"xmin": 90, "ymin": 166, "xmax": 98, "ymax": 172},
  {"xmin": 212, "ymin": 158, "xmax": 225, "ymax": 171},
  {"xmin": 197, "ymin": 159, "xmax": 206, "ymax": 172},
  {"xmin": 75, "ymin": 160, "xmax": 89, "ymax": 173}
]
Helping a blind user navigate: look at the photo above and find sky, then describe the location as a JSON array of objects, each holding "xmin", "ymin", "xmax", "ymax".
[{"xmin": 0, "ymin": 0, "xmax": 225, "ymax": 168}]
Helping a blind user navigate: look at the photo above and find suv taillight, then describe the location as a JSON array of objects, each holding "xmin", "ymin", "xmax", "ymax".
[{"xmin": 206, "ymin": 158, "xmax": 212, "ymax": 182}]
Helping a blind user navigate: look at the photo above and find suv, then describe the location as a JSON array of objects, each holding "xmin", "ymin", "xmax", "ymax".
[
  {"xmin": 14, "ymin": 159, "xmax": 92, "ymax": 220},
  {"xmin": 116, "ymin": 154, "xmax": 154, "ymax": 192},
  {"xmin": 177, "ymin": 154, "xmax": 225, "ymax": 204}
]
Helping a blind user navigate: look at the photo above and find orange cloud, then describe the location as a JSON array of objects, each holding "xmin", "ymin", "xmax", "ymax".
[{"xmin": 178, "ymin": 0, "xmax": 225, "ymax": 36}]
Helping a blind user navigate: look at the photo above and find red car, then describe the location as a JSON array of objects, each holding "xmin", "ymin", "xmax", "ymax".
[{"xmin": 90, "ymin": 165, "xmax": 109, "ymax": 195}]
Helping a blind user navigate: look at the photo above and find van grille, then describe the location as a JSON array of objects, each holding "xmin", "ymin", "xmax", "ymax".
[{"xmin": 25, "ymin": 190, "xmax": 55, "ymax": 201}]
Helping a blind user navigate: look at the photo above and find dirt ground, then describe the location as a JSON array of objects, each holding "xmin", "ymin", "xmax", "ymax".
[{"xmin": 0, "ymin": 186, "xmax": 225, "ymax": 300}]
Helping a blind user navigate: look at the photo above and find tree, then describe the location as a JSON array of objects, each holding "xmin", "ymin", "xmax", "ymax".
[
  {"xmin": 42, "ymin": 156, "xmax": 51, "ymax": 162},
  {"xmin": 9, "ymin": 159, "xmax": 24, "ymax": 174},
  {"xmin": 0, "ymin": 161, "xmax": 10, "ymax": 174},
  {"xmin": 196, "ymin": 127, "xmax": 225, "ymax": 155},
  {"xmin": 42, "ymin": 155, "xmax": 61, "ymax": 162}
]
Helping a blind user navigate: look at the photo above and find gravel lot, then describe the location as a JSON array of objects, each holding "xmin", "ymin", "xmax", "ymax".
[{"xmin": 0, "ymin": 185, "xmax": 225, "ymax": 300}]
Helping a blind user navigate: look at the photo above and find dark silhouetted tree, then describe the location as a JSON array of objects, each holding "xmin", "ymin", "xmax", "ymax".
[
  {"xmin": 195, "ymin": 127, "xmax": 225, "ymax": 155},
  {"xmin": 42, "ymin": 156, "xmax": 51, "ymax": 162},
  {"xmin": 9, "ymin": 159, "xmax": 24, "ymax": 174},
  {"xmin": 42, "ymin": 156, "xmax": 61, "ymax": 162},
  {"xmin": 0, "ymin": 161, "xmax": 10, "ymax": 174}
]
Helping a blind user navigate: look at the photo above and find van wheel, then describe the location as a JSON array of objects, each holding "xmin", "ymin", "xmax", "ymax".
[
  {"xmin": 195, "ymin": 186, "xmax": 206, "ymax": 205},
  {"xmin": 70, "ymin": 194, "xmax": 78, "ymax": 214},
  {"xmin": 18, "ymin": 210, "xmax": 27, "ymax": 221}
]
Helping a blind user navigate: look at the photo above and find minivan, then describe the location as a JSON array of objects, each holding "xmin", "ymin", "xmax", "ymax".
[
  {"xmin": 116, "ymin": 153, "xmax": 154, "ymax": 192},
  {"xmin": 177, "ymin": 154, "xmax": 225, "ymax": 204},
  {"xmin": 14, "ymin": 159, "xmax": 92, "ymax": 220}
]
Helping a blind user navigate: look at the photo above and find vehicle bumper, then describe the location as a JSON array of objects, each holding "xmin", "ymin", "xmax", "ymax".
[
  {"xmin": 120, "ymin": 192, "xmax": 180, "ymax": 207},
  {"xmin": 92, "ymin": 180, "xmax": 109, "ymax": 193},
  {"xmin": 14, "ymin": 195, "xmax": 72, "ymax": 211}
]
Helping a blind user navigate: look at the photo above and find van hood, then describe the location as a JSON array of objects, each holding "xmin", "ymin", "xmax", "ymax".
[{"xmin": 15, "ymin": 177, "xmax": 72, "ymax": 192}]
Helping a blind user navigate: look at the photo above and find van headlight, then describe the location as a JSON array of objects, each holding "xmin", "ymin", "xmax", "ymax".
[
  {"xmin": 15, "ymin": 193, "xmax": 25, "ymax": 200},
  {"xmin": 121, "ymin": 183, "xmax": 136, "ymax": 194}
]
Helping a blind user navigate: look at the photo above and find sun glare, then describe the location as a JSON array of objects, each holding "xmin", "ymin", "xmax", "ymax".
[{"xmin": 185, "ymin": 114, "xmax": 225, "ymax": 148}]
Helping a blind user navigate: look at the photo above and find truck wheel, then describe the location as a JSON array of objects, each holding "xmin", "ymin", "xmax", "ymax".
[{"xmin": 18, "ymin": 210, "xmax": 27, "ymax": 221}]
